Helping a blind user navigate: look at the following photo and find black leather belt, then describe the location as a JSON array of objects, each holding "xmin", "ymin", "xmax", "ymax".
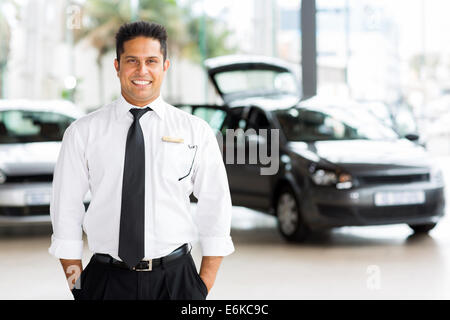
[{"xmin": 93, "ymin": 243, "xmax": 190, "ymax": 271}]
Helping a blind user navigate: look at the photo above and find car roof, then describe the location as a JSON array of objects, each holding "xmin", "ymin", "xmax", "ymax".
[
  {"xmin": 298, "ymin": 96, "xmax": 363, "ymax": 109},
  {"xmin": 0, "ymin": 99, "xmax": 85, "ymax": 119},
  {"xmin": 226, "ymin": 95, "xmax": 360, "ymax": 112},
  {"xmin": 204, "ymin": 54, "xmax": 294, "ymax": 73},
  {"xmin": 222, "ymin": 94, "xmax": 387, "ymax": 114},
  {"xmin": 298, "ymin": 96, "xmax": 395, "ymax": 117},
  {"xmin": 295, "ymin": 96, "xmax": 398, "ymax": 127},
  {"xmin": 228, "ymin": 95, "xmax": 301, "ymax": 111}
]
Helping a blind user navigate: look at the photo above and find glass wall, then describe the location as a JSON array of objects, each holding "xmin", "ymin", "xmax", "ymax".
[
  {"xmin": 1, "ymin": 0, "xmax": 450, "ymax": 153},
  {"xmin": 316, "ymin": 0, "xmax": 450, "ymax": 153}
]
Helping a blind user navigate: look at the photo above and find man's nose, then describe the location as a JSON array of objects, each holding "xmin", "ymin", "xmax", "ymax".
[{"xmin": 137, "ymin": 62, "xmax": 149, "ymax": 75}]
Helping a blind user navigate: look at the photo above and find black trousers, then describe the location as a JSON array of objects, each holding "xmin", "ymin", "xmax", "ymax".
[{"xmin": 71, "ymin": 252, "xmax": 208, "ymax": 300}]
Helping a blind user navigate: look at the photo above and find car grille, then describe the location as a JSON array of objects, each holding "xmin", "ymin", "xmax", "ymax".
[
  {"xmin": 358, "ymin": 203, "xmax": 439, "ymax": 220},
  {"xmin": 5, "ymin": 174, "xmax": 53, "ymax": 183},
  {"xmin": 0, "ymin": 205, "xmax": 50, "ymax": 216},
  {"xmin": 357, "ymin": 173, "xmax": 429, "ymax": 186},
  {"xmin": 0, "ymin": 203, "xmax": 89, "ymax": 217},
  {"xmin": 318, "ymin": 202, "xmax": 441, "ymax": 221}
]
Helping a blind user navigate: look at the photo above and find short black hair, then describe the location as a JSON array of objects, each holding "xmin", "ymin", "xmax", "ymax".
[{"xmin": 115, "ymin": 21, "xmax": 168, "ymax": 64}]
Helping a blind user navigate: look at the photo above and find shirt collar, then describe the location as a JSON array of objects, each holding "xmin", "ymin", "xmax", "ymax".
[{"xmin": 115, "ymin": 94, "xmax": 166, "ymax": 121}]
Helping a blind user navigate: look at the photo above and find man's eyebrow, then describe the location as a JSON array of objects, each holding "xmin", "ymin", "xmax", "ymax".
[{"xmin": 124, "ymin": 55, "xmax": 160, "ymax": 59}]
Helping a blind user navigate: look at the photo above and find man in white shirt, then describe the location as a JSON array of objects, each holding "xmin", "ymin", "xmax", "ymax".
[{"xmin": 49, "ymin": 21, "xmax": 234, "ymax": 300}]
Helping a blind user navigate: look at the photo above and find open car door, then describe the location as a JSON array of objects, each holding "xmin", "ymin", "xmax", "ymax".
[
  {"xmin": 174, "ymin": 104, "xmax": 228, "ymax": 203},
  {"xmin": 174, "ymin": 104, "xmax": 274, "ymax": 212}
]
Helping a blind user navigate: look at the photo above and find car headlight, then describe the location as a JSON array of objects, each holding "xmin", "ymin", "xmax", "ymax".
[
  {"xmin": 0, "ymin": 170, "xmax": 6, "ymax": 184},
  {"xmin": 311, "ymin": 169, "xmax": 353, "ymax": 189},
  {"xmin": 430, "ymin": 166, "xmax": 444, "ymax": 184}
]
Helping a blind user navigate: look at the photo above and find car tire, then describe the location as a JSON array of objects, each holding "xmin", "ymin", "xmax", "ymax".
[
  {"xmin": 276, "ymin": 186, "xmax": 310, "ymax": 242},
  {"xmin": 408, "ymin": 223, "xmax": 437, "ymax": 234}
]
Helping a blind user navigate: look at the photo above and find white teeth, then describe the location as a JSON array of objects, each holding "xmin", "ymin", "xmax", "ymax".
[{"xmin": 132, "ymin": 80, "xmax": 151, "ymax": 85}]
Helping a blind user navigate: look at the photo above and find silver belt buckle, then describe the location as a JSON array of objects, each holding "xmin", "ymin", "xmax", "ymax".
[{"xmin": 133, "ymin": 259, "xmax": 153, "ymax": 271}]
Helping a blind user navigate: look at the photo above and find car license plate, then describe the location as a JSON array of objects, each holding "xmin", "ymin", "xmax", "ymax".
[
  {"xmin": 374, "ymin": 191, "xmax": 425, "ymax": 206},
  {"xmin": 25, "ymin": 190, "xmax": 51, "ymax": 205}
]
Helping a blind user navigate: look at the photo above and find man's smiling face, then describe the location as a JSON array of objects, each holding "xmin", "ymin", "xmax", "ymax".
[{"xmin": 114, "ymin": 36, "xmax": 170, "ymax": 107}]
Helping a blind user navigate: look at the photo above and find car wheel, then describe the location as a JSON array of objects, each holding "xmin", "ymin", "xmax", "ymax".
[
  {"xmin": 408, "ymin": 223, "xmax": 437, "ymax": 234},
  {"xmin": 276, "ymin": 186, "xmax": 310, "ymax": 242}
]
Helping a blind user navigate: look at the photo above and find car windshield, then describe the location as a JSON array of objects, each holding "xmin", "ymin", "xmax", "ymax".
[
  {"xmin": 274, "ymin": 106, "xmax": 399, "ymax": 142},
  {"xmin": 0, "ymin": 109, "xmax": 75, "ymax": 144},
  {"xmin": 214, "ymin": 69, "xmax": 299, "ymax": 98}
]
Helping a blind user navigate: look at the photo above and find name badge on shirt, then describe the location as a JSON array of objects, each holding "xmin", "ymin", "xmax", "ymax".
[{"xmin": 162, "ymin": 136, "xmax": 184, "ymax": 143}]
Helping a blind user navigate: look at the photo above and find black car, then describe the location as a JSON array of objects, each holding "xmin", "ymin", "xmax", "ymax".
[{"xmin": 176, "ymin": 55, "xmax": 445, "ymax": 242}]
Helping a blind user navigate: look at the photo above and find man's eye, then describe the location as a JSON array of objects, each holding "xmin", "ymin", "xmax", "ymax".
[
  {"xmin": 147, "ymin": 60, "xmax": 156, "ymax": 64},
  {"xmin": 127, "ymin": 59, "xmax": 136, "ymax": 63}
]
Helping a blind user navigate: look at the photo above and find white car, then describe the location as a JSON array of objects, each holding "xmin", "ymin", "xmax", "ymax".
[{"xmin": 0, "ymin": 99, "xmax": 89, "ymax": 225}]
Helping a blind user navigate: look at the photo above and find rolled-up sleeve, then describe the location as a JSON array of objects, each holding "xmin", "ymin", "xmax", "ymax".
[
  {"xmin": 48, "ymin": 123, "xmax": 89, "ymax": 259},
  {"xmin": 192, "ymin": 123, "xmax": 234, "ymax": 257}
]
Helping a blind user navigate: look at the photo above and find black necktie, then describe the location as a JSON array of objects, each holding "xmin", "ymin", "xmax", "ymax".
[{"xmin": 119, "ymin": 107, "xmax": 151, "ymax": 268}]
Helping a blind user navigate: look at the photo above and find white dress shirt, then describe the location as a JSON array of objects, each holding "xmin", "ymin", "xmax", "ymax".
[{"xmin": 48, "ymin": 94, "xmax": 234, "ymax": 260}]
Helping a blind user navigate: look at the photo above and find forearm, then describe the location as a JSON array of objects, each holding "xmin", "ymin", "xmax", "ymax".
[
  {"xmin": 60, "ymin": 259, "xmax": 83, "ymax": 290},
  {"xmin": 199, "ymin": 256, "xmax": 223, "ymax": 293}
]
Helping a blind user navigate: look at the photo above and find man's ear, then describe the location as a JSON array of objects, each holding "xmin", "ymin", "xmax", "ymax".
[
  {"xmin": 163, "ymin": 59, "xmax": 170, "ymax": 72},
  {"xmin": 114, "ymin": 59, "xmax": 120, "ymax": 75}
]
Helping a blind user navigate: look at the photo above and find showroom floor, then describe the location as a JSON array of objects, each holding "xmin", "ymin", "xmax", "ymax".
[{"xmin": 1, "ymin": 156, "xmax": 449, "ymax": 300}]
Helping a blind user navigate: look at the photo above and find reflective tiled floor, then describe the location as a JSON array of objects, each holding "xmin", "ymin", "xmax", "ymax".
[{"xmin": 1, "ymin": 156, "xmax": 449, "ymax": 299}]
